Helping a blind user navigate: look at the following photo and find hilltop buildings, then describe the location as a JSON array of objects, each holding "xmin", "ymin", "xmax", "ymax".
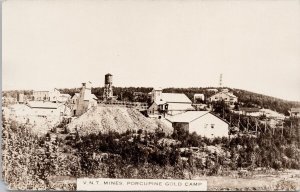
[
  {"xmin": 33, "ymin": 89, "xmax": 71, "ymax": 103},
  {"xmin": 209, "ymin": 90, "xmax": 238, "ymax": 108},
  {"xmin": 33, "ymin": 91, "xmax": 49, "ymax": 101},
  {"xmin": 289, "ymin": 108, "xmax": 300, "ymax": 118}
]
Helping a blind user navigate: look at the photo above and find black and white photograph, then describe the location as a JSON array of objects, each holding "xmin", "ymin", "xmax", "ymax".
[{"xmin": 1, "ymin": 0, "xmax": 300, "ymax": 191}]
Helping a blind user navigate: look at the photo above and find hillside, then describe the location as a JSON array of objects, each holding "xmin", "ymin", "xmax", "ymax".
[
  {"xmin": 67, "ymin": 106, "xmax": 173, "ymax": 136},
  {"xmin": 231, "ymin": 89, "xmax": 300, "ymax": 115},
  {"xmin": 3, "ymin": 86, "xmax": 300, "ymax": 115}
]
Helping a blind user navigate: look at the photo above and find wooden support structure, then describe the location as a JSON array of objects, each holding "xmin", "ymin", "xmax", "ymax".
[{"xmin": 255, "ymin": 119, "xmax": 258, "ymax": 135}]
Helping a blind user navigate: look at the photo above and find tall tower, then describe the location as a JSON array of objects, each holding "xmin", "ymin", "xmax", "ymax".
[
  {"xmin": 219, "ymin": 73, "xmax": 223, "ymax": 88},
  {"xmin": 103, "ymin": 73, "xmax": 113, "ymax": 100},
  {"xmin": 151, "ymin": 87, "xmax": 163, "ymax": 103}
]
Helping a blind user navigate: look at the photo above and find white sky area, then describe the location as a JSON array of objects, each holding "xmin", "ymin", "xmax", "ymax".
[{"xmin": 2, "ymin": 0, "xmax": 300, "ymax": 101}]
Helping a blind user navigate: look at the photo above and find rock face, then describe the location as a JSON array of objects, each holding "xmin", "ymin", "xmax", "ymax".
[{"xmin": 67, "ymin": 106, "xmax": 173, "ymax": 136}]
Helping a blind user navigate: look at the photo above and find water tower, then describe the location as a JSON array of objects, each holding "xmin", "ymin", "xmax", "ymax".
[{"xmin": 103, "ymin": 73, "xmax": 113, "ymax": 100}]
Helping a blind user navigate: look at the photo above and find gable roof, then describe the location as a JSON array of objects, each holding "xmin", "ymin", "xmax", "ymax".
[
  {"xmin": 72, "ymin": 93, "xmax": 80, "ymax": 99},
  {"xmin": 60, "ymin": 94, "xmax": 71, "ymax": 98},
  {"xmin": 162, "ymin": 93, "xmax": 192, "ymax": 103},
  {"xmin": 83, "ymin": 93, "xmax": 98, "ymax": 101},
  {"xmin": 165, "ymin": 111, "xmax": 229, "ymax": 124},
  {"xmin": 153, "ymin": 87, "xmax": 163, "ymax": 91},
  {"xmin": 9, "ymin": 104, "xmax": 31, "ymax": 111},
  {"xmin": 194, "ymin": 94, "xmax": 204, "ymax": 97},
  {"xmin": 165, "ymin": 111, "xmax": 210, "ymax": 123},
  {"xmin": 33, "ymin": 90, "xmax": 50, "ymax": 93},
  {"xmin": 240, "ymin": 107, "xmax": 260, "ymax": 113},
  {"xmin": 209, "ymin": 91, "xmax": 237, "ymax": 99}
]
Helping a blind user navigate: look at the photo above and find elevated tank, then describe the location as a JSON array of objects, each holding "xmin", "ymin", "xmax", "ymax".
[{"xmin": 105, "ymin": 73, "xmax": 113, "ymax": 84}]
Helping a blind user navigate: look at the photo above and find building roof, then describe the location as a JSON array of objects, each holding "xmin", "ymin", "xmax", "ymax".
[
  {"xmin": 27, "ymin": 101, "xmax": 63, "ymax": 109},
  {"xmin": 225, "ymin": 92, "xmax": 237, "ymax": 98},
  {"xmin": 166, "ymin": 111, "xmax": 210, "ymax": 123},
  {"xmin": 155, "ymin": 98, "xmax": 166, "ymax": 105},
  {"xmin": 153, "ymin": 87, "xmax": 163, "ymax": 91},
  {"xmin": 166, "ymin": 111, "xmax": 229, "ymax": 125},
  {"xmin": 33, "ymin": 90, "xmax": 49, "ymax": 93},
  {"xmin": 210, "ymin": 91, "xmax": 237, "ymax": 99},
  {"xmin": 161, "ymin": 93, "xmax": 192, "ymax": 103},
  {"xmin": 194, "ymin": 94, "xmax": 204, "ymax": 97},
  {"xmin": 260, "ymin": 108, "xmax": 285, "ymax": 118},
  {"xmin": 9, "ymin": 104, "xmax": 31, "ymax": 111},
  {"xmin": 60, "ymin": 94, "xmax": 71, "ymax": 98},
  {"xmin": 207, "ymin": 88, "xmax": 218, "ymax": 92},
  {"xmin": 72, "ymin": 93, "xmax": 80, "ymax": 99},
  {"xmin": 83, "ymin": 93, "xmax": 98, "ymax": 101},
  {"xmin": 240, "ymin": 107, "xmax": 260, "ymax": 113}
]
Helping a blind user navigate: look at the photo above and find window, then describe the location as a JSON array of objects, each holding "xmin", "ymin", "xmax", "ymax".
[
  {"xmin": 204, "ymin": 124, "xmax": 208, "ymax": 128},
  {"xmin": 211, "ymin": 124, "xmax": 215, "ymax": 128}
]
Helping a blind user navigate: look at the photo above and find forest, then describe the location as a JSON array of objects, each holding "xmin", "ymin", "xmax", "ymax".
[{"xmin": 2, "ymin": 111, "xmax": 300, "ymax": 190}]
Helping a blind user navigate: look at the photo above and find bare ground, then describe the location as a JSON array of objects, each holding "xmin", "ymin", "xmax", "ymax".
[{"xmin": 194, "ymin": 169, "xmax": 300, "ymax": 191}]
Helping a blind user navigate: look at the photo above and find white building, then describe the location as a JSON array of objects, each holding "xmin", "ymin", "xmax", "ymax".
[
  {"xmin": 209, "ymin": 90, "xmax": 238, "ymax": 108},
  {"xmin": 165, "ymin": 111, "xmax": 229, "ymax": 138},
  {"xmin": 148, "ymin": 88, "xmax": 194, "ymax": 117},
  {"xmin": 8, "ymin": 104, "xmax": 32, "ymax": 124},
  {"xmin": 49, "ymin": 88, "xmax": 60, "ymax": 102},
  {"xmin": 58, "ymin": 94, "xmax": 71, "ymax": 103},
  {"xmin": 7, "ymin": 101, "xmax": 71, "ymax": 125},
  {"xmin": 48, "ymin": 89, "xmax": 71, "ymax": 103},
  {"xmin": 289, "ymin": 108, "xmax": 300, "ymax": 118},
  {"xmin": 194, "ymin": 94, "xmax": 205, "ymax": 103},
  {"xmin": 34, "ymin": 89, "xmax": 71, "ymax": 103},
  {"xmin": 71, "ymin": 93, "xmax": 80, "ymax": 104},
  {"xmin": 27, "ymin": 101, "xmax": 70, "ymax": 118},
  {"xmin": 33, "ymin": 91, "xmax": 50, "ymax": 101}
]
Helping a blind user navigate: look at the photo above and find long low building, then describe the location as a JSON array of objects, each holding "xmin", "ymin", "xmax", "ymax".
[
  {"xmin": 7, "ymin": 101, "xmax": 71, "ymax": 125},
  {"xmin": 164, "ymin": 111, "xmax": 229, "ymax": 138}
]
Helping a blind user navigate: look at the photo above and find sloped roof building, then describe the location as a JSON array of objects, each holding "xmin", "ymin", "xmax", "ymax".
[
  {"xmin": 148, "ymin": 88, "xmax": 194, "ymax": 116},
  {"xmin": 165, "ymin": 111, "xmax": 229, "ymax": 138}
]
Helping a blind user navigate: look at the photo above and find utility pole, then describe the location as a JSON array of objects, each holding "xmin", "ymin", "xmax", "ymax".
[
  {"xmin": 246, "ymin": 117, "xmax": 249, "ymax": 133},
  {"xmin": 290, "ymin": 120, "xmax": 292, "ymax": 136},
  {"xmin": 281, "ymin": 120, "xmax": 284, "ymax": 137},
  {"xmin": 255, "ymin": 119, "xmax": 258, "ymax": 135},
  {"xmin": 238, "ymin": 114, "xmax": 240, "ymax": 131}
]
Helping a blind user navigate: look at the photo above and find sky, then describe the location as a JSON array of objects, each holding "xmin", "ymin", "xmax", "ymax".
[{"xmin": 2, "ymin": 0, "xmax": 300, "ymax": 101}]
